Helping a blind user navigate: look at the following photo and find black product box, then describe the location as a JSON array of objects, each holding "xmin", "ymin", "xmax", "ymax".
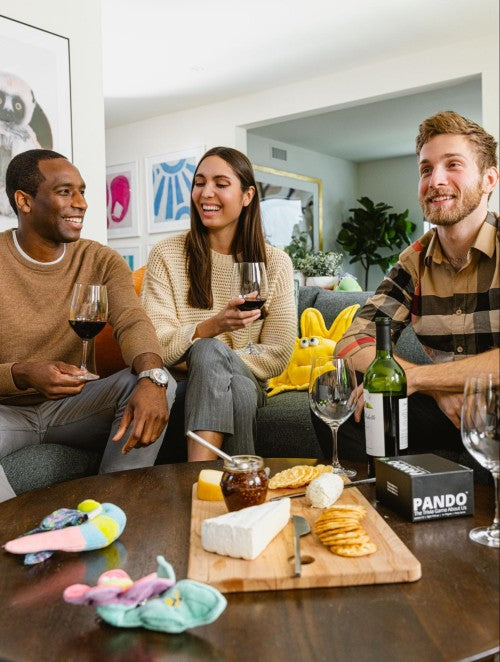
[{"xmin": 375, "ymin": 454, "xmax": 474, "ymax": 522}]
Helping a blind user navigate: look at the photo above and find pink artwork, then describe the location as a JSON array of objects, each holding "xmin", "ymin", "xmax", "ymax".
[{"xmin": 106, "ymin": 162, "xmax": 138, "ymax": 238}]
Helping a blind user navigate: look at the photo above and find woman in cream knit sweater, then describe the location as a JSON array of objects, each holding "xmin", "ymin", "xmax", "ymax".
[{"xmin": 142, "ymin": 147, "xmax": 296, "ymax": 461}]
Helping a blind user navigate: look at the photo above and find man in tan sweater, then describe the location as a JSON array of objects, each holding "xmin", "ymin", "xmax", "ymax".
[{"xmin": 0, "ymin": 149, "xmax": 175, "ymax": 501}]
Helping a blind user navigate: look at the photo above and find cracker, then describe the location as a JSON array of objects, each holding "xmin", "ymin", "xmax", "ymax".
[
  {"xmin": 331, "ymin": 541, "xmax": 378, "ymax": 557},
  {"xmin": 310, "ymin": 464, "xmax": 334, "ymax": 480},
  {"xmin": 314, "ymin": 521, "xmax": 360, "ymax": 534},
  {"xmin": 288, "ymin": 465, "xmax": 316, "ymax": 488},
  {"xmin": 313, "ymin": 500, "xmax": 377, "ymax": 558},
  {"xmin": 325, "ymin": 533, "xmax": 370, "ymax": 544},
  {"xmin": 323, "ymin": 503, "xmax": 366, "ymax": 517},
  {"xmin": 268, "ymin": 464, "xmax": 327, "ymax": 489}
]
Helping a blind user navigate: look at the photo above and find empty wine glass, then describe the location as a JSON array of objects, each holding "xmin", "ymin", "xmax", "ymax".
[
  {"xmin": 309, "ymin": 355, "xmax": 358, "ymax": 478},
  {"xmin": 69, "ymin": 284, "xmax": 108, "ymax": 381},
  {"xmin": 461, "ymin": 373, "xmax": 499, "ymax": 548},
  {"xmin": 231, "ymin": 262, "xmax": 268, "ymax": 355}
]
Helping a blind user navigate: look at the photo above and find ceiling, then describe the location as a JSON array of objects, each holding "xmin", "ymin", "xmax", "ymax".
[
  {"xmin": 101, "ymin": 0, "xmax": 497, "ymax": 160},
  {"xmin": 247, "ymin": 78, "xmax": 482, "ymax": 162}
]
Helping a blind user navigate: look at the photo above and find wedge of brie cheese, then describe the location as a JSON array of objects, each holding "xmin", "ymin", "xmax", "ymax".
[{"xmin": 201, "ymin": 497, "xmax": 291, "ymax": 560}]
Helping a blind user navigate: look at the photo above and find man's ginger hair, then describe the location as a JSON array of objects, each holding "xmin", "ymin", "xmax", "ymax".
[{"xmin": 416, "ymin": 111, "xmax": 498, "ymax": 173}]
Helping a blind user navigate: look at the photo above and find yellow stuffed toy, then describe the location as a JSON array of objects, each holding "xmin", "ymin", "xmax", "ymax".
[{"xmin": 267, "ymin": 305, "xmax": 359, "ymax": 397}]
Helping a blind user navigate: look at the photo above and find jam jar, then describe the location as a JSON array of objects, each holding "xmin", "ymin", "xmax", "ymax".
[{"xmin": 221, "ymin": 455, "xmax": 268, "ymax": 512}]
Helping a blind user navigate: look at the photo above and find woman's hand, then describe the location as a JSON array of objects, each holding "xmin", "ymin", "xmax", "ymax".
[{"xmin": 195, "ymin": 297, "xmax": 262, "ymax": 338}]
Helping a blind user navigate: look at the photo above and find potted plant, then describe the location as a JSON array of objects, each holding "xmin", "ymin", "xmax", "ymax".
[
  {"xmin": 300, "ymin": 250, "xmax": 343, "ymax": 288},
  {"xmin": 336, "ymin": 196, "xmax": 416, "ymax": 290},
  {"xmin": 284, "ymin": 231, "xmax": 310, "ymax": 284}
]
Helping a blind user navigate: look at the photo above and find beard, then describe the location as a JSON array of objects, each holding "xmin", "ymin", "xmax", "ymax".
[{"xmin": 420, "ymin": 178, "xmax": 483, "ymax": 226}]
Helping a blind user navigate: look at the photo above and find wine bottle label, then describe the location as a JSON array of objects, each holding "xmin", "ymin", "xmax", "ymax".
[
  {"xmin": 363, "ymin": 391, "xmax": 408, "ymax": 455},
  {"xmin": 364, "ymin": 391, "xmax": 385, "ymax": 456},
  {"xmin": 399, "ymin": 398, "xmax": 408, "ymax": 450}
]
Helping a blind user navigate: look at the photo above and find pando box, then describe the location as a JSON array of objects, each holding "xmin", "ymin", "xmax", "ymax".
[{"xmin": 375, "ymin": 454, "xmax": 474, "ymax": 522}]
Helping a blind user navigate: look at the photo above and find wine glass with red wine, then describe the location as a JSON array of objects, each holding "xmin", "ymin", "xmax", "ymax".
[
  {"xmin": 69, "ymin": 283, "xmax": 108, "ymax": 381},
  {"xmin": 232, "ymin": 262, "xmax": 268, "ymax": 355}
]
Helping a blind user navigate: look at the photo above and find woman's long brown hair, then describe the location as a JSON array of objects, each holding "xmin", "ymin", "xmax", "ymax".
[{"xmin": 185, "ymin": 146, "xmax": 267, "ymax": 309}]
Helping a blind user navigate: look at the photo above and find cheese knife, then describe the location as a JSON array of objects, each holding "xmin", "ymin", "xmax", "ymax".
[
  {"xmin": 292, "ymin": 515, "xmax": 311, "ymax": 577},
  {"xmin": 270, "ymin": 477, "xmax": 376, "ymax": 501}
]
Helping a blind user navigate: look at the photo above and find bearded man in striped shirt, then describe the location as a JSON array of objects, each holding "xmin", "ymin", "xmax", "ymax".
[{"xmin": 324, "ymin": 112, "xmax": 498, "ymax": 474}]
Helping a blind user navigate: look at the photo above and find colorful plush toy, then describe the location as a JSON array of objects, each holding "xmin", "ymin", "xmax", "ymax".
[
  {"xmin": 3, "ymin": 499, "xmax": 126, "ymax": 565},
  {"xmin": 267, "ymin": 305, "xmax": 359, "ymax": 396},
  {"xmin": 64, "ymin": 555, "xmax": 227, "ymax": 633}
]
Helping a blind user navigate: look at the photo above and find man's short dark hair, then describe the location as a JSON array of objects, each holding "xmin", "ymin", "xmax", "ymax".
[{"xmin": 6, "ymin": 149, "xmax": 67, "ymax": 215}]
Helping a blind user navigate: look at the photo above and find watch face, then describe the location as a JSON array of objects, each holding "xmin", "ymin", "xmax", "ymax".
[{"xmin": 152, "ymin": 369, "xmax": 168, "ymax": 385}]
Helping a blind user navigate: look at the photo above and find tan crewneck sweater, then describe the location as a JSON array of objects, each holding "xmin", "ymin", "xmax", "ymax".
[
  {"xmin": 0, "ymin": 230, "xmax": 163, "ymax": 405},
  {"xmin": 141, "ymin": 233, "xmax": 296, "ymax": 383}
]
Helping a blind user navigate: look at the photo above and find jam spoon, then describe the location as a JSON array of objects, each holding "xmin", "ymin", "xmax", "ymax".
[{"xmin": 186, "ymin": 431, "xmax": 249, "ymax": 469}]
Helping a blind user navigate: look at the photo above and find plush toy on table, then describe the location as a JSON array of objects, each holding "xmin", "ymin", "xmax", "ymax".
[
  {"xmin": 3, "ymin": 499, "xmax": 126, "ymax": 565},
  {"xmin": 267, "ymin": 304, "xmax": 360, "ymax": 397},
  {"xmin": 63, "ymin": 555, "xmax": 227, "ymax": 634}
]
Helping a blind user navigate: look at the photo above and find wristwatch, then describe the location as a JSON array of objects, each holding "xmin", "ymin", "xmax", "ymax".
[{"xmin": 137, "ymin": 368, "xmax": 169, "ymax": 387}]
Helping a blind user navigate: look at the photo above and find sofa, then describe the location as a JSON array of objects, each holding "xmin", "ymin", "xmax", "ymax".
[{"xmin": 2, "ymin": 282, "xmax": 473, "ymax": 496}]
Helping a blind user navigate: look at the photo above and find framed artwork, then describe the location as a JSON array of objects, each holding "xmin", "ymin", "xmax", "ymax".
[
  {"xmin": 145, "ymin": 146, "xmax": 204, "ymax": 233},
  {"xmin": 106, "ymin": 162, "xmax": 139, "ymax": 238},
  {"xmin": 253, "ymin": 165, "xmax": 323, "ymax": 250},
  {"xmin": 114, "ymin": 245, "xmax": 140, "ymax": 271},
  {"xmin": 0, "ymin": 15, "xmax": 72, "ymax": 225}
]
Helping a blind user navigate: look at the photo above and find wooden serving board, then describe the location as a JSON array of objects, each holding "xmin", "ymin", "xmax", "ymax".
[{"xmin": 187, "ymin": 484, "xmax": 421, "ymax": 593}]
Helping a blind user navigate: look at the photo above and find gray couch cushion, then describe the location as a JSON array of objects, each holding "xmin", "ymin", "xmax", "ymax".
[
  {"xmin": 1, "ymin": 444, "xmax": 101, "ymax": 495},
  {"xmin": 256, "ymin": 391, "xmax": 322, "ymax": 458},
  {"xmin": 298, "ymin": 285, "xmax": 321, "ymax": 312}
]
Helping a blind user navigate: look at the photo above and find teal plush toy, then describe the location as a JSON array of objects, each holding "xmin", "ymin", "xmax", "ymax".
[{"xmin": 64, "ymin": 555, "xmax": 227, "ymax": 633}]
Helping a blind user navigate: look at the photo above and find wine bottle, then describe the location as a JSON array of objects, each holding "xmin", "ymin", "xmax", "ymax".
[{"xmin": 363, "ymin": 317, "xmax": 408, "ymax": 477}]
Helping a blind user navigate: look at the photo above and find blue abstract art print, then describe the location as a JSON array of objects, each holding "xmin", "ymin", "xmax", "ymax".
[{"xmin": 146, "ymin": 147, "xmax": 204, "ymax": 233}]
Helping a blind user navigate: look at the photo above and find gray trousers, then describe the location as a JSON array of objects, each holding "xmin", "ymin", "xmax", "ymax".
[
  {"xmin": 0, "ymin": 368, "xmax": 176, "ymax": 502},
  {"xmin": 182, "ymin": 338, "xmax": 266, "ymax": 456}
]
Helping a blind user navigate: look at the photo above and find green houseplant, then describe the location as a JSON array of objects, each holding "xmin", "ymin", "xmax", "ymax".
[
  {"xmin": 284, "ymin": 231, "xmax": 310, "ymax": 272},
  {"xmin": 300, "ymin": 250, "xmax": 343, "ymax": 288},
  {"xmin": 300, "ymin": 250, "xmax": 343, "ymax": 277},
  {"xmin": 337, "ymin": 196, "xmax": 416, "ymax": 290}
]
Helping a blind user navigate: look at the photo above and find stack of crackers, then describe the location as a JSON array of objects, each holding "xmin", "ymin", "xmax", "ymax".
[
  {"xmin": 313, "ymin": 504, "xmax": 377, "ymax": 557},
  {"xmin": 268, "ymin": 464, "xmax": 333, "ymax": 490}
]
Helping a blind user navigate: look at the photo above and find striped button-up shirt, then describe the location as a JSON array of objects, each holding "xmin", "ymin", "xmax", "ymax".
[{"xmin": 335, "ymin": 212, "xmax": 499, "ymax": 363}]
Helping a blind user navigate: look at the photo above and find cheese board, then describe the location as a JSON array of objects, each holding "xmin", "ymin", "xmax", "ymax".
[{"xmin": 187, "ymin": 484, "xmax": 422, "ymax": 593}]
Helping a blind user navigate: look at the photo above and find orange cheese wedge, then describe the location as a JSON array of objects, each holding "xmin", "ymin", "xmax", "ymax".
[{"xmin": 197, "ymin": 469, "xmax": 224, "ymax": 501}]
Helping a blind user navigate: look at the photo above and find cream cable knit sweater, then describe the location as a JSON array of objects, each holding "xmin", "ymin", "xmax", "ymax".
[{"xmin": 141, "ymin": 233, "xmax": 296, "ymax": 383}]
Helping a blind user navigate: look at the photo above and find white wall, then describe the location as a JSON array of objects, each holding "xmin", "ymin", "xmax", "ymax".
[
  {"xmin": 106, "ymin": 35, "xmax": 499, "ymax": 268},
  {"xmin": 357, "ymin": 155, "xmax": 422, "ymax": 290},
  {"xmin": 1, "ymin": 1, "xmax": 106, "ymax": 242},
  {"xmin": 247, "ymin": 134, "xmax": 358, "ymax": 251}
]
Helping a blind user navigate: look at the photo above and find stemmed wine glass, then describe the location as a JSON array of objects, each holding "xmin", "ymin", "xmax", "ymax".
[
  {"xmin": 309, "ymin": 355, "xmax": 358, "ymax": 478},
  {"xmin": 68, "ymin": 284, "xmax": 108, "ymax": 381},
  {"xmin": 461, "ymin": 373, "xmax": 499, "ymax": 548},
  {"xmin": 231, "ymin": 262, "xmax": 268, "ymax": 355}
]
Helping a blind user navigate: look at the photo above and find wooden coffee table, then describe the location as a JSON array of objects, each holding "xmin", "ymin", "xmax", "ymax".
[{"xmin": 0, "ymin": 459, "xmax": 498, "ymax": 662}]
